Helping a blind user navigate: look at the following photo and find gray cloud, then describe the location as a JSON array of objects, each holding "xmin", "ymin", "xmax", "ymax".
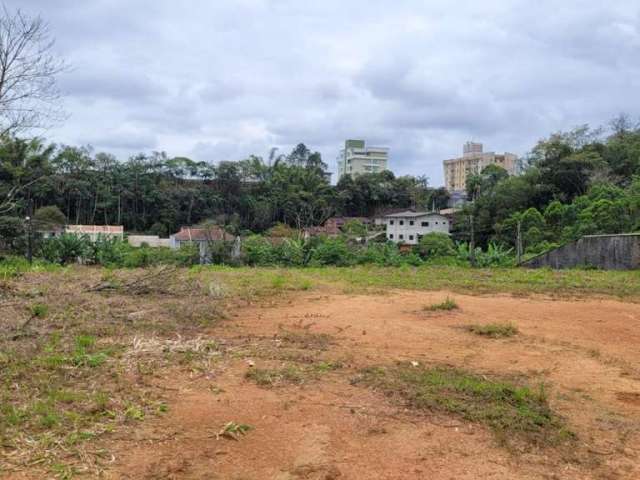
[{"xmin": 7, "ymin": 0, "xmax": 640, "ymax": 185}]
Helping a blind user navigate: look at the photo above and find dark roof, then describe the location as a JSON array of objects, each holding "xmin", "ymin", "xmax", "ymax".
[{"xmin": 172, "ymin": 226, "xmax": 234, "ymax": 241}]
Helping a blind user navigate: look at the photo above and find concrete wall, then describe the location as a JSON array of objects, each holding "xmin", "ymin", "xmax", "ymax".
[
  {"xmin": 523, "ymin": 234, "xmax": 640, "ymax": 270},
  {"xmin": 128, "ymin": 235, "xmax": 171, "ymax": 248}
]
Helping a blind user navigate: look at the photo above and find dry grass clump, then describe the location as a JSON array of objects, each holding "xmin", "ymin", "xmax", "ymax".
[
  {"xmin": 466, "ymin": 322, "xmax": 519, "ymax": 338},
  {"xmin": 245, "ymin": 361, "xmax": 342, "ymax": 387},
  {"xmin": 424, "ymin": 297, "xmax": 459, "ymax": 312}
]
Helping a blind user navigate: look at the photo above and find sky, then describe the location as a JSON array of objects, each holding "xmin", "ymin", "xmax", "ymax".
[{"xmin": 11, "ymin": 0, "xmax": 640, "ymax": 186}]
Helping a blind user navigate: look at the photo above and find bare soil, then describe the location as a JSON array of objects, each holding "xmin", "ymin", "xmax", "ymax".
[{"xmin": 97, "ymin": 291, "xmax": 640, "ymax": 479}]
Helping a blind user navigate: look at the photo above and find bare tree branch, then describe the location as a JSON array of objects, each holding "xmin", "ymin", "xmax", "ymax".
[{"xmin": 0, "ymin": 6, "xmax": 67, "ymax": 135}]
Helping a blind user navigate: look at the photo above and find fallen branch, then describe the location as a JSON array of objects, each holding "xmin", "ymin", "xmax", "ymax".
[{"xmin": 85, "ymin": 266, "xmax": 177, "ymax": 295}]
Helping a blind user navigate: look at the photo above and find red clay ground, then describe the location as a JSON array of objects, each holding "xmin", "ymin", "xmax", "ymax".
[{"xmin": 96, "ymin": 291, "xmax": 640, "ymax": 480}]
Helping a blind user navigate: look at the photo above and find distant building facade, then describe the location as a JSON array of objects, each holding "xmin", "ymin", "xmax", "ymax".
[
  {"xmin": 170, "ymin": 226, "xmax": 236, "ymax": 263},
  {"xmin": 65, "ymin": 225, "xmax": 124, "ymax": 242},
  {"xmin": 337, "ymin": 139, "xmax": 389, "ymax": 180},
  {"xmin": 443, "ymin": 142, "xmax": 518, "ymax": 192},
  {"xmin": 382, "ymin": 211, "xmax": 450, "ymax": 245},
  {"xmin": 128, "ymin": 235, "xmax": 171, "ymax": 248}
]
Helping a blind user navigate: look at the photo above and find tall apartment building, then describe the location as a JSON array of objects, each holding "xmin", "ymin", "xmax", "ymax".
[
  {"xmin": 443, "ymin": 142, "xmax": 518, "ymax": 192},
  {"xmin": 337, "ymin": 139, "xmax": 389, "ymax": 180}
]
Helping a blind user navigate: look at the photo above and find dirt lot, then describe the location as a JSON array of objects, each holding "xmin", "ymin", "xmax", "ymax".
[{"xmin": 2, "ymin": 269, "xmax": 640, "ymax": 479}]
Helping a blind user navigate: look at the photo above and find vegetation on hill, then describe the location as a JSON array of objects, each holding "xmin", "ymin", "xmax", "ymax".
[{"xmin": 1, "ymin": 116, "xmax": 639, "ymax": 262}]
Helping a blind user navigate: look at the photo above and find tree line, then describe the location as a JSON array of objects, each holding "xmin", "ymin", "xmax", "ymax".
[
  {"xmin": 457, "ymin": 117, "xmax": 640, "ymax": 256},
  {"xmin": 0, "ymin": 139, "xmax": 446, "ymax": 249},
  {"xmin": 1, "ymin": 116, "xmax": 639, "ymax": 255}
]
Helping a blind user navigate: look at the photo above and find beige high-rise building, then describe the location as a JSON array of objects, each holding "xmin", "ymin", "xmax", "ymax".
[{"xmin": 443, "ymin": 142, "xmax": 518, "ymax": 192}]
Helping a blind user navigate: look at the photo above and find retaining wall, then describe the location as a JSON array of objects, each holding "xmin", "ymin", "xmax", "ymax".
[{"xmin": 522, "ymin": 234, "xmax": 640, "ymax": 270}]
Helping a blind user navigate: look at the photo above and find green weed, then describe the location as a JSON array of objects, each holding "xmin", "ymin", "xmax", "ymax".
[
  {"xmin": 355, "ymin": 363, "xmax": 572, "ymax": 446},
  {"xmin": 467, "ymin": 323, "xmax": 519, "ymax": 338},
  {"xmin": 424, "ymin": 297, "xmax": 459, "ymax": 311}
]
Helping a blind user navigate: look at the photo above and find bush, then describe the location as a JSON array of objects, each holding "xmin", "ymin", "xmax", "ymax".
[
  {"xmin": 274, "ymin": 238, "xmax": 306, "ymax": 266},
  {"xmin": 417, "ymin": 233, "xmax": 455, "ymax": 259},
  {"xmin": 0, "ymin": 216, "xmax": 24, "ymax": 251},
  {"xmin": 40, "ymin": 234, "xmax": 93, "ymax": 264},
  {"xmin": 308, "ymin": 237, "xmax": 354, "ymax": 266},
  {"xmin": 475, "ymin": 242, "xmax": 514, "ymax": 267},
  {"xmin": 241, "ymin": 235, "xmax": 276, "ymax": 265}
]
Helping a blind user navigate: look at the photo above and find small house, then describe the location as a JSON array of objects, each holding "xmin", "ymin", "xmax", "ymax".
[
  {"xmin": 169, "ymin": 226, "xmax": 235, "ymax": 262},
  {"xmin": 382, "ymin": 211, "xmax": 450, "ymax": 245}
]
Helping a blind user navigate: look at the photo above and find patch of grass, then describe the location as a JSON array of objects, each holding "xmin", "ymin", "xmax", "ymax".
[
  {"xmin": 424, "ymin": 297, "xmax": 459, "ymax": 311},
  {"xmin": 277, "ymin": 330, "xmax": 333, "ymax": 350},
  {"xmin": 30, "ymin": 303, "xmax": 49, "ymax": 318},
  {"xmin": 245, "ymin": 360, "xmax": 341, "ymax": 387},
  {"xmin": 354, "ymin": 363, "xmax": 573, "ymax": 447},
  {"xmin": 245, "ymin": 365, "xmax": 306, "ymax": 386},
  {"xmin": 467, "ymin": 322, "xmax": 519, "ymax": 338}
]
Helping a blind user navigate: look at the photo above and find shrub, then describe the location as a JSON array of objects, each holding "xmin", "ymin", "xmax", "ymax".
[
  {"xmin": 242, "ymin": 235, "xmax": 276, "ymax": 265},
  {"xmin": 417, "ymin": 233, "xmax": 455, "ymax": 259},
  {"xmin": 424, "ymin": 297, "xmax": 458, "ymax": 311},
  {"xmin": 467, "ymin": 322, "xmax": 519, "ymax": 338},
  {"xmin": 475, "ymin": 242, "xmax": 514, "ymax": 267},
  {"xmin": 40, "ymin": 234, "xmax": 92, "ymax": 264},
  {"xmin": 308, "ymin": 237, "xmax": 354, "ymax": 266},
  {"xmin": 274, "ymin": 238, "xmax": 306, "ymax": 266}
]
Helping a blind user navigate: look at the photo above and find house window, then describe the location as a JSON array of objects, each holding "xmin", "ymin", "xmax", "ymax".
[
  {"xmin": 399, "ymin": 234, "xmax": 404, "ymax": 240},
  {"xmin": 421, "ymin": 221, "xmax": 429, "ymax": 227},
  {"xmin": 399, "ymin": 220, "xmax": 404, "ymax": 226},
  {"xmin": 409, "ymin": 235, "xmax": 414, "ymax": 241},
  {"xmin": 435, "ymin": 222, "xmax": 438, "ymax": 225},
  {"xmin": 389, "ymin": 233, "xmax": 394, "ymax": 239},
  {"xmin": 389, "ymin": 220, "xmax": 394, "ymax": 225},
  {"xmin": 409, "ymin": 220, "xmax": 414, "ymax": 226}
]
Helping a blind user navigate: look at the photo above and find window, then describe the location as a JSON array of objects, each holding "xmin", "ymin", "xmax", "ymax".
[
  {"xmin": 389, "ymin": 220, "xmax": 394, "ymax": 225},
  {"xmin": 399, "ymin": 220, "xmax": 404, "ymax": 226},
  {"xmin": 421, "ymin": 221, "xmax": 429, "ymax": 227},
  {"xmin": 409, "ymin": 220, "xmax": 414, "ymax": 226},
  {"xmin": 409, "ymin": 235, "xmax": 414, "ymax": 241},
  {"xmin": 435, "ymin": 221, "xmax": 438, "ymax": 225},
  {"xmin": 389, "ymin": 233, "xmax": 394, "ymax": 239},
  {"xmin": 399, "ymin": 234, "xmax": 404, "ymax": 240}
]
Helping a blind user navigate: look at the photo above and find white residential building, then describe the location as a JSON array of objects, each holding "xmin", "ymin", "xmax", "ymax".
[
  {"xmin": 383, "ymin": 211, "xmax": 450, "ymax": 245},
  {"xmin": 337, "ymin": 139, "xmax": 389, "ymax": 180}
]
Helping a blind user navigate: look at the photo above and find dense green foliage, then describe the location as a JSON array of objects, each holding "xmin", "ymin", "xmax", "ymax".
[
  {"xmin": 36, "ymin": 235, "xmax": 199, "ymax": 267},
  {"xmin": 458, "ymin": 121, "xmax": 640, "ymax": 253},
  {"xmin": 1, "ymin": 116, "xmax": 639, "ymax": 263},
  {"xmin": 0, "ymin": 139, "xmax": 440, "ymax": 244}
]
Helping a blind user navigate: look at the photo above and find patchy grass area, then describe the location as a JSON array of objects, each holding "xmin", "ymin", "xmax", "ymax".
[
  {"xmin": 424, "ymin": 297, "xmax": 459, "ymax": 311},
  {"xmin": 246, "ymin": 361, "xmax": 342, "ymax": 387},
  {"xmin": 0, "ymin": 266, "xmax": 227, "ymax": 476},
  {"xmin": 1, "ymin": 262, "xmax": 637, "ymax": 476},
  {"xmin": 311, "ymin": 265, "xmax": 640, "ymax": 299},
  {"xmin": 354, "ymin": 363, "xmax": 572, "ymax": 447},
  {"xmin": 466, "ymin": 322, "xmax": 519, "ymax": 338}
]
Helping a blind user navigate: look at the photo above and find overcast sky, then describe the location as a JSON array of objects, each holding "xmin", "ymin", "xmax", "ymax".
[{"xmin": 12, "ymin": 0, "xmax": 640, "ymax": 185}]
